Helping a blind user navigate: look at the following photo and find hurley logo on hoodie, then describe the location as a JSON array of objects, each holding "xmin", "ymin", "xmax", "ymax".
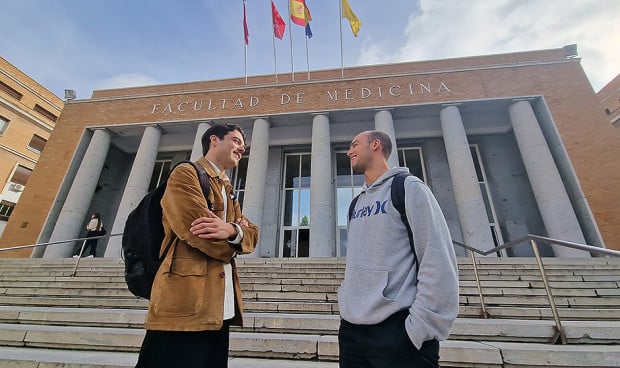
[{"xmin": 350, "ymin": 199, "xmax": 389, "ymax": 220}]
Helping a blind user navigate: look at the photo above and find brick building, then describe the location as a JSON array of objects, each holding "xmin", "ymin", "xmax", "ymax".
[
  {"xmin": 598, "ymin": 73, "xmax": 620, "ymax": 128},
  {"xmin": 1, "ymin": 45, "xmax": 618, "ymax": 258},
  {"xmin": 0, "ymin": 57, "xmax": 63, "ymax": 237}
]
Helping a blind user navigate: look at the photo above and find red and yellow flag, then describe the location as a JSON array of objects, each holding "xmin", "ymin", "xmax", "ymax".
[{"xmin": 290, "ymin": 0, "xmax": 312, "ymax": 26}]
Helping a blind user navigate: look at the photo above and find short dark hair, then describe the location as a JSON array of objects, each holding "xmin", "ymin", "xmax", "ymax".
[
  {"xmin": 201, "ymin": 123, "xmax": 246, "ymax": 156},
  {"xmin": 367, "ymin": 130, "xmax": 392, "ymax": 159}
]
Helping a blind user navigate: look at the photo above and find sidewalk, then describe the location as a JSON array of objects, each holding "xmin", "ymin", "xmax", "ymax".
[{"xmin": 0, "ymin": 346, "xmax": 339, "ymax": 367}]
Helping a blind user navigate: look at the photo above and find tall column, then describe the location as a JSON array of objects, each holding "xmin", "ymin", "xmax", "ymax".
[
  {"xmin": 374, "ymin": 109, "xmax": 399, "ymax": 168},
  {"xmin": 242, "ymin": 118, "xmax": 270, "ymax": 257},
  {"xmin": 44, "ymin": 129, "xmax": 111, "ymax": 258},
  {"xmin": 105, "ymin": 125, "xmax": 162, "ymax": 257},
  {"xmin": 309, "ymin": 114, "xmax": 336, "ymax": 257},
  {"xmin": 509, "ymin": 100, "xmax": 588, "ymax": 257},
  {"xmin": 440, "ymin": 105, "xmax": 496, "ymax": 254},
  {"xmin": 190, "ymin": 121, "xmax": 211, "ymax": 161}
]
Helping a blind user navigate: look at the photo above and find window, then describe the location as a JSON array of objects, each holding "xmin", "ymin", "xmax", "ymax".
[
  {"xmin": 33, "ymin": 104, "xmax": 58, "ymax": 122},
  {"xmin": 470, "ymin": 145, "xmax": 505, "ymax": 256},
  {"xmin": 0, "ymin": 201, "xmax": 15, "ymax": 221},
  {"xmin": 27, "ymin": 134, "xmax": 47, "ymax": 154},
  {"xmin": 229, "ymin": 155, "xmax": 249, "ymax": 208},
  {"xmin": 0, "ymin": 115, "xmax": 9, "ymax": 135},
  {"xmin": 279, "ymin": 153, "xmax": 311, "ymax": 257},
  {"xmin": 148, "ymin": 160, "xmax": 172, "ymax": 191},
  {"xmin": 10, "ymin": 165, "xmax": 32, "ymax": 186},
  {"xmin": 0, "ymin": 81, "xmax": 23, "ymax": 100},
  {"xmin": 334, "ymin": 151, "xmax": 365, "ymax": 257},
  {"xmin": 397, "ymin": 147, "xmax": 426, "ymax": 182}
]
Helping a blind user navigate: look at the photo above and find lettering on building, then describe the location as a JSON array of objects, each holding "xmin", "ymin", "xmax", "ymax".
[{"xmin": 150, "ymin": 80, "xmax": 451, "ymax": 115}]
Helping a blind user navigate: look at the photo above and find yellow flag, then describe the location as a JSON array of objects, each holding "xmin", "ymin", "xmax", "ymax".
[{"xmin": 341, "ymin": 0, "xmax": 362, "ymax": 36}]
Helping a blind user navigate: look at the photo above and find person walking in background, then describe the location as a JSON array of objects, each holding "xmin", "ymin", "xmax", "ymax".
[
  {"xmin": 135, "ymin": 123, "xmax": 259, "ymax": 368},
  {"xmin": 74, "ymin": 212, "xmax": 104, "ymax": 258},
  {"xmin": 338, "ymin": 130, "xmax": 459, "ymax": 368}
]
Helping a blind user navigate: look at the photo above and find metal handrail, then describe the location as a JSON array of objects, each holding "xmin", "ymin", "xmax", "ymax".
[
  {"xmin": 0, "ymin": 233, "xmax": 123, "ymax": 253},
  {"xmin": 452, "ymin": 234, "xmax": 620, "ymax": 345},
  {"xmin": 0, "ymin": 233, "xmax": 123, "ymax": 277}
]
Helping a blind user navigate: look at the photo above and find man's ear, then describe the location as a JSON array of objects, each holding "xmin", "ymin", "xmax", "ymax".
[
  {"xmin": 370, "ymin": 138, "xmax": 381, "ymax": 152},
  {"xmin": 209, "ymin": 134, "xmax": 219, "ymax": 147}
]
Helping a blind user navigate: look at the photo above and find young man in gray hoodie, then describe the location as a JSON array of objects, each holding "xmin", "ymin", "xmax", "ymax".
[{"xmin": 338, "ymin": 130, "xmax": 459, "ymax": 368}]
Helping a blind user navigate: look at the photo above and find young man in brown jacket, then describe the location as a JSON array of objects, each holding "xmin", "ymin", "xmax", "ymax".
[{"xmin": 136, "ymin": 123, "xmax": 259, "ymax": 368}]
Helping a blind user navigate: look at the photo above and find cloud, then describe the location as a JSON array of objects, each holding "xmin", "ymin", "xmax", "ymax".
[
  {"xmin": 95, "ymin": 73, "xmax": 160, "ymax": 91},
  {"xmin": 358, "ymin": 0, "xmax": 620, "ymax": 91}
]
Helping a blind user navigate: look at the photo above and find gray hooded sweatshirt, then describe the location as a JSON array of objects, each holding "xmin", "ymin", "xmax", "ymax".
[{"xmin": 338, "ymin": 167, "xmax": 459, "ymax": 349}]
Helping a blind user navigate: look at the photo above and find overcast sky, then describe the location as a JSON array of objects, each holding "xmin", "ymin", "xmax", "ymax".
[{"xmin": 1, "ymin": 0, "xmax": 618, "ymax": 100}]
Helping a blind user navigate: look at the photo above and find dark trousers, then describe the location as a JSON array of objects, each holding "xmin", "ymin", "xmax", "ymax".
[
  {"xmin": 338, "ymin": 310, "xmax": 440, "ymax": 368},
  {"xmin": 135, "ymin": 323, "xmax": 230, "ymax": 368},
  {"xmin": 82, "ymin": 238, "xmax": 98, "ymax": 257}
]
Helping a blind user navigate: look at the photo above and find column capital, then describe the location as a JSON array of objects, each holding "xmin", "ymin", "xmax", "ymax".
[
  {"xmin": 142, "ymin": 123, "xmax": 168, "ymax": 136},
  {"xmin": 374, "ymin": 107, "xmax": 394, "ymax": 112},
  {"xmin": 441, "ymin": 103, "xmax": 462, "ymax": 108},
  {"xmin": 311, "ymin": 112, "xmax": 330, "ymax": 118},
  {"xmin": 251, "ymin": 116, "xmax": 271, "ymax": 122},
  {"xmin": 511, "ymin": 97, "xmax": 536, "ymax": 103}
]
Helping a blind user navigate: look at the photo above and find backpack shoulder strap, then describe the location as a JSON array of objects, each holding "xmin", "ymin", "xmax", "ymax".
[
  {"xmin": 187, "ymin": 161, "xmax": 212, "ymax": 210},
  {"xmin": 159, "ymin": 161, "xmax": 212, "ymax": 260},
  {"xmin": 391, "ymin": 173, "xmax": 419, "ymax": 269},
  {"xmin": 348, "ymin": 193, "xmax": 361, "ymax": 222}
]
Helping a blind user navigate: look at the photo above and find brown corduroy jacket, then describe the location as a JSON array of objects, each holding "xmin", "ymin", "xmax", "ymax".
[{"xmin": 144, "ymin": 157, "xmax": 258, "ymax": 331}]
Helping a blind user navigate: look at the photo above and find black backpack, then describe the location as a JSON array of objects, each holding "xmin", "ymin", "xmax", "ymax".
[
  {"xmin": 348, "ymin": 172, "xmax": 419, "ymax": 267},
  {"xmin": 122, "ymin": 161, "xmax": 211, "ymax": 299}
]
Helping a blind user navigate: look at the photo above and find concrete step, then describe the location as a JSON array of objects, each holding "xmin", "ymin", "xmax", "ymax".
[
  {"xmin": 0, "ymin": 333, "xmax": 617, "ymax": 367},
  {"xmin": 0, "ymin": 257, "xmax": 618, "ymax": 367},
  {"xmin": 0, "ymin": 347, "xmax": 338, "ymax": 368},
  {"xmin": 1, "ymin": 294, "xmax": 618, "ymax": 321},
  {"xmin": 1, "ymin": 306, "xmax": 619, "ymax": 344}
]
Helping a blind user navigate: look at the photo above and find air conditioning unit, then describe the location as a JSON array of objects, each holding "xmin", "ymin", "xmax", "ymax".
[{"xmin": 11, "ymin": 183, "xmax": 24, "ymax": 192}]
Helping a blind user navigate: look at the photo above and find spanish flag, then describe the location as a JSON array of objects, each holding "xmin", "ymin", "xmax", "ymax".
[
  {"xmin": 290, "ymin": 0, "xmax": 312, "ymax": 27},
  {"xmin": 342, "ymin": 0, "xmax": 361, "ymax": 36}
]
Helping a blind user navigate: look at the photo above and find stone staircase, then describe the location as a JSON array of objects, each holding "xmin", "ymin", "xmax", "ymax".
[{"xmin": 0, "ymin": 257, "xmax": 618, "ymax": 367}]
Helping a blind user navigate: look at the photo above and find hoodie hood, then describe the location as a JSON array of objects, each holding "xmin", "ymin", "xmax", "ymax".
[{"xmin": 363, "ymin": 166, "xmax": 411, "ymax": 191}]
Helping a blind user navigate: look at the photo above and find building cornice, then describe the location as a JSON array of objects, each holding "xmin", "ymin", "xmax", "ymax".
[
  {"xmin": 0, "ymin": 97, "xmax": 55, "ymax": 132},
  {"xmin": 73, "ymin": 58, "xmax": 580, "ymax": 104},
  {"xmin": 0, "ymin": 143, "xmax": 37, "ymax": 164},
  {"xmin": 0, "ymin": 69, "xmax": 63, "ymax": 113}
]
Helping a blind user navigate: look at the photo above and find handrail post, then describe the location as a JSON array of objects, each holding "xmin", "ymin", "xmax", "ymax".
[
  {"xmin": 470, "ymin": 250, "xmax": 490, "ymax": 318},
  {"xmin": 530, "ymin": 239, "xmax": 567, "ymax": 344},
  {"xmin": 71, "ymin": 239, "xmax": 88, "ymax": 277}
]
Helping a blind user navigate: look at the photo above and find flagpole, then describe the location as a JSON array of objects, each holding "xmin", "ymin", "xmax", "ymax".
[
  {"xmin": 272, "ymin": 5, "xmax": 278, "ymax": 83},
  {"xmin": 287, "ymin": 2, "xmax": 294, "ymax": 82},
  {"xmin": 339, "ymin": 0, "xmax": 344, "ymax": 78},
  {"xmin": 305, "ymin": 30, "xmax": 310, "ymax": 80},
  {"xmin": 272, "ymin": 34, "xmax": 278, "ymax": 83},
  {"xmin": 243, "ymin": 0, "xmax": 248, "ymax": 85},
  {"xmin": 304, "ymin": 0, "xmax": 311, "ymax": 80}
]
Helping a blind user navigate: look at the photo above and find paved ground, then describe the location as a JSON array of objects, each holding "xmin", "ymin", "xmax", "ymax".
[{"xmin": 0, "ymin": 346, "xmax": 339, "ymax": 367}]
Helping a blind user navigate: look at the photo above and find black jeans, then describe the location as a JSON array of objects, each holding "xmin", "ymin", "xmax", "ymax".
[
  {"xmin": 135, "ymin": 323, "xmax": 230, "ymax": 368},
  {"xmin": 338, "ymin": 310, "xmax": 440, "ymax": 368}
]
